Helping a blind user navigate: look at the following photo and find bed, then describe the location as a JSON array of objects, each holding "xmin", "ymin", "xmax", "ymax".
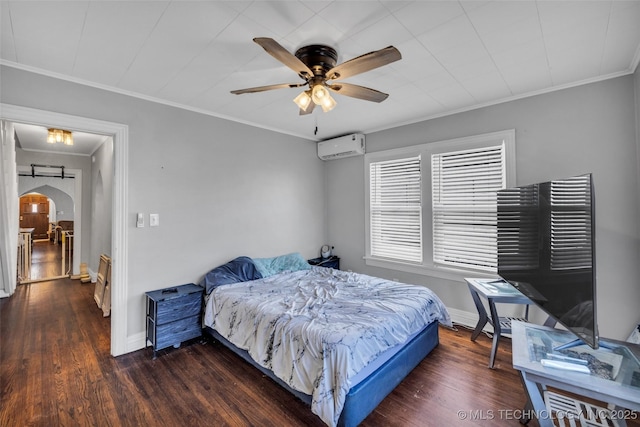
[{"xmin": 201, "ymin": 253, "xmax": 451, "ymax": 427}]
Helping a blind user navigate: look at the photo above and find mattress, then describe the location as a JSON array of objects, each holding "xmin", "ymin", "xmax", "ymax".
[{"xmin": 203, "ymin": 266, "xmax": 451, "ymax": 426}]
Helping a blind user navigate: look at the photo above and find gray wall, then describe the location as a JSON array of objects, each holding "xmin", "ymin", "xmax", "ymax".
[
  {"xmin": 2, "ymin": 66, "xmax": 325, "ymax": 341},
  {"xmin": 90, "ymin": 137, "xmax": 113, "ymax": 273},
  {"xmin": 17, "ymin": 149, "xmax": 91, "ymax": 251},
  {"xmin": 327, "ymin": 75, "xmax": 640, "ymax": 341},
  {"xmin": 4, "ymin": 63, "xmax": 638, "ymax": 345}
]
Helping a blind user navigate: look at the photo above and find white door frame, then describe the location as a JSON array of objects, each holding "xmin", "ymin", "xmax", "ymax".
[
  {"xmin": 0, "ymin": 103, "xmax": 129, "ymax": 357},
  {"xmin": 0, "ymin": 120, "xmax": 18, "ymax": 297}
]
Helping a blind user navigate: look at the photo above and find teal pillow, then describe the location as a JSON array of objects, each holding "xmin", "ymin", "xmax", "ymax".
[{"xmin": 253, "ymin": 252, "xmax": 311, "ymax": 278}]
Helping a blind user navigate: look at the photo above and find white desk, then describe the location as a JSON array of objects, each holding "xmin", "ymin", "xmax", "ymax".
[{"xmin": 512, "ymin": 321, "xmax": 640, "ymax": 427}]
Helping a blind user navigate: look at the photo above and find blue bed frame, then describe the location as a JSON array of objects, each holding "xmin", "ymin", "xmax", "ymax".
[{"xmin": 205, "ymin": 319, "xmax": 440, "ymax": 426}]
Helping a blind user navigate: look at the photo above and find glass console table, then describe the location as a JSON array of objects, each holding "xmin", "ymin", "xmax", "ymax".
[{"xmin": 512, "ymin": 321, "xmax": 640, "ymax": 427}]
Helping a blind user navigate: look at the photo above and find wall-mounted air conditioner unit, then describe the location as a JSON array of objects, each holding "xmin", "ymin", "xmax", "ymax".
[{"xmin": 317, "ymin": 133, "xmax": 365, "ymax": 160}]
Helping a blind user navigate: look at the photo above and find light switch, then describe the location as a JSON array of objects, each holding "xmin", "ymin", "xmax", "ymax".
[
  {"xmin": 136, "ymin": 213, "xmax": 144, "ymax": 228},
  {"xmin": 150, "ymin": 213, "xmax": 159, "ymax": 227}
]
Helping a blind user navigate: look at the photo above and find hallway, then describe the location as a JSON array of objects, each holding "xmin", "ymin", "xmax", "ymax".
[{"xmin": 29, "ymin": 239, "xmax": 71, "ymax": 281}]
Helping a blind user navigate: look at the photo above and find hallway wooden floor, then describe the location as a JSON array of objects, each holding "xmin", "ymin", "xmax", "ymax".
[
  {"xmin": 29, "ymin": 239, "xmax": 70, "ymax": 281},
  {"xmin": 1, "ymin": 278, "xmax": 638, "ymax": 426}
]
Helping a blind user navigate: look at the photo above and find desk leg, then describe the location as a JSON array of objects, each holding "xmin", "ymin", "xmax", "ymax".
[
  {"xmin": 519, "ymin": 372, "xmax": 553, "ymax": 427},
  {"xmin": 468, "ymin": 287, "xmax": 489, "ymax": 341},
  {"xmin": 488, "ymin": 300, "xmax": 501, "ymax": 369}
]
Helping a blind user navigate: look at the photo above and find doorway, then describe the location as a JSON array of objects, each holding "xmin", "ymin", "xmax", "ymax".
[
  {"xmin": 1, "ymin": 103, "xmax": 129, "ymax": 356},
  {"xmin": 18, "ymin": 190, "xmax": 75, "ymax": 282},
  {"xmin": 17, "ymin": 167, "xmax": 82, "ymax": 283},
  {"xmin": 19, "ymin": 193, "xmax": 50, "ymax": 240}
]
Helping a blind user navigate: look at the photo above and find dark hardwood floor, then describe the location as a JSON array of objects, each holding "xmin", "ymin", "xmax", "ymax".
[
  {"xmin": 1, "ymin": 277, "xmax": 638, "ymax": 426},
  {"xmin": 28, "ymin": 239, "xmax": 68, "ymax": 281}
]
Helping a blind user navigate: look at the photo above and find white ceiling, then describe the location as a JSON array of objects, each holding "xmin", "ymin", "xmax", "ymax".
[
  {"xmin": 12, "ymin": 123, "xmax": 109, "ymax": 156},
  {"xmin": 2, "ymin": 0, "xmax": 640, "ymax": 149}
]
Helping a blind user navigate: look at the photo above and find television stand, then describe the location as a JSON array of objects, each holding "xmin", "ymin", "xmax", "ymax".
[{"xmin": 512, "ymin": 321, "xmax": 640, "ymax": 427}]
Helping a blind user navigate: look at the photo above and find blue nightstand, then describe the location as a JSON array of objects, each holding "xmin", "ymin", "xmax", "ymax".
[{"xmin": 145, "ymin": 283, "xmax": 203, "ymax": 358}]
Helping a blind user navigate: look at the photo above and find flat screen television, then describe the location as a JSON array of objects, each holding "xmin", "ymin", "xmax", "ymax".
[{"xmin": 497, "ymin": 173, "xmax": 600, "ymax": 349}]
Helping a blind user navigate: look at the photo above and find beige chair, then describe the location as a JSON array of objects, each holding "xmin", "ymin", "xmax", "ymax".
[{"xmin": 55, "ymin": 220, "xmax": 74, "ymax": 244}]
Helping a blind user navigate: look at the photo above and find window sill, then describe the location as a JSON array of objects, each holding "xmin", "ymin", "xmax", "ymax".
[{"xmin": 363, "ymin": 256, "xmax": 497, "ymax": 282}]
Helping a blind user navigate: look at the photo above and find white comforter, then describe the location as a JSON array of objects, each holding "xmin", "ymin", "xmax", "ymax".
[{"xmin": 203, "ymin": 266, "xmax": 451, "ymax": 426}]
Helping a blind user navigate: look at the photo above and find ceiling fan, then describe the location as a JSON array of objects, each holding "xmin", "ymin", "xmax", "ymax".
[{"xmin": 230, "ymin": 38, "xmax": 402, "ymax": 115}]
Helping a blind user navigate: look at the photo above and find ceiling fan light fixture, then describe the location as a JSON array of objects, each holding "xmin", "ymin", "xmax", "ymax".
[
  {"xmin": 311, "ymin": 84, "xmax": 329, "ymax": 104},
  {"xmin": 319, "ymin": 94, "xmax": 336, "ymax": 112},
  {"xmin": 47, "ymin": 128, "xmax": 73, "ymax": 145},
  {"xmin": 312, "ymin": 84, "xmax": 336, "ymax": 112},
  {"xmin": 293, "ymin": 90, "xmax": 312, "ymax": 110}
]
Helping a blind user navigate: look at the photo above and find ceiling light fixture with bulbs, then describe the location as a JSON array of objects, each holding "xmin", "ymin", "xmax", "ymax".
[
  {"xmin": 231, "ymin": 38, "xmax": 401, "ymax": 116},
  {"xmin": 47, "ymin": 128, "xmax": 73, "ymax": 146},
  {"xmin": 293, "ymin": 81, "xmax": 337, "ymax": 113}
]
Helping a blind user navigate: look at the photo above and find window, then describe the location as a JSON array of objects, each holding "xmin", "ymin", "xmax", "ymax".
[
  {"xmin": 431, "ymin": 144, "xmax": 506, "ymax": 271},
  {"xmin": 365, "ymin": 130, "xmax": 515, "ymax": 279},
  {"xmin": 369, "ymin": 155, "xmax": 422, "ymax": 263}
]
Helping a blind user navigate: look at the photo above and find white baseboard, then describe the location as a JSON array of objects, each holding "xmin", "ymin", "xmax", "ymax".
[
  {"xmin": 88, "ymin": 267, "xmax": 98, "ymax": 283},
  {"xmin": 126, "ymin": 331, "xmax": 147, "ymax": 354}
]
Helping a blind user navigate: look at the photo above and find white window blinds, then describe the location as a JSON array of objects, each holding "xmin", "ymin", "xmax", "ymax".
[
  {"xmin": 550, "ymin": 175, "xmax": 593, "ymax": 270},
  {"xmin": 431, "ymin": 144, "xmax": 506, "ymax": 271},
  {"xmin": 369, "ymin": 155, "xmax": 422, "ymax": 263}
]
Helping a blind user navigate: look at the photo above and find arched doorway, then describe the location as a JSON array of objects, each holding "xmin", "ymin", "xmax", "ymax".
[
  {"xmin": 19, "ymin": 183, "xmax": 77, "ymax": 282},
  {"xmin": 17, "ymin": 169, "xmax": 81, "ymax": 282}
]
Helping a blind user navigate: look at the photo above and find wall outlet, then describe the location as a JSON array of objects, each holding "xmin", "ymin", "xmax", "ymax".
[{"xmin": 136, "ymin": 213, "xmax": 144, "ymax": 228}]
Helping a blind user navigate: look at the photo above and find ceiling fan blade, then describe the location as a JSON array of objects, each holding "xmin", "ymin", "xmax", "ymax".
[
  {"xmin": 328, "ymin": 83, "xmax": 389, "ymax": 103},
  {"xmin": 326, "ymin": 46, "xmax": 401, "ymax": 81},
  {"xmin": 231, "ymin": 82, "xmax": 306, "ymax": 95},
  {"xmin": 253, "ymin": 37, "xmax": 314, "ymax": 79},
  {"xmin": 299, "ymin": 101, "xmax": 316, "ymax": 115}
]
